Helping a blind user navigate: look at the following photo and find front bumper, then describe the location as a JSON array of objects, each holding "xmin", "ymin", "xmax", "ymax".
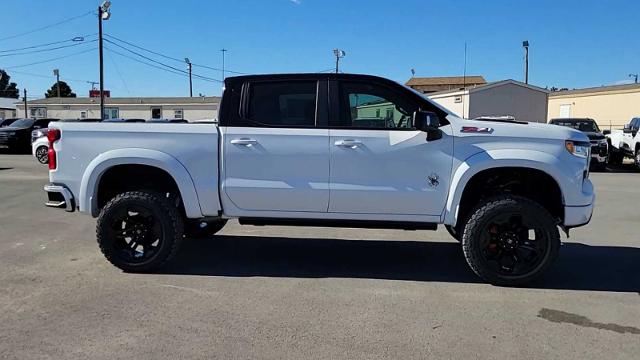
[{"xmin": 44, "ymin": 184, "xmax": 75, "ymax": 212}]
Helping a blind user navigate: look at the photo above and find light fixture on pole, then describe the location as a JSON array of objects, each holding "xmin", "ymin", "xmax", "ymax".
[
  {"xmin": 333, "ymin": 49, "xmax": 346, "ymax": 73},
  {"xmin": 522, "ymin": 40, "xmax": 529, "ymax": 84},
  {"xmin": 98, "ymin": 1, "xmax": 111, "ymax": 120},
  {"xmin": 185, "ymin": 58, "xmax": 193, "ymax": 97},
  {"xmin": 53, "ymin": 69, "xmax": 60, "ymax": 97},
  {"xmin": 630, "ymin": 74, "xmax": 638, "ymax": 84}
]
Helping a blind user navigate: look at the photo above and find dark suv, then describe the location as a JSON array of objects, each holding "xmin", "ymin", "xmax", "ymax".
[
  {"xmin": 0, "ymin": 118, "xmax": 58, "ymax": 152},
  {"xmin": 549, "ymin": 118, "xmax": 608, "ymax": 170}
]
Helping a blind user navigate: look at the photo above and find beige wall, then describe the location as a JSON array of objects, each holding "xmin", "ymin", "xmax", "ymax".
[
  {"xmin": 428, "ymin": 91, "xmax": 469, "ymax": 118},
  {"xmin": 469, "ymin": 83, "xmax": 548, "ymax": 123},
  {"xmin": 548, "ymin": 89, "xmax": 640, "ymax": 130}
]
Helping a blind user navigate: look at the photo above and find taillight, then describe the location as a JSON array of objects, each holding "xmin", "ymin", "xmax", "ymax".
[{"xmin": 47, "ymin": 129, "xmax": 61, "ymax": 170}]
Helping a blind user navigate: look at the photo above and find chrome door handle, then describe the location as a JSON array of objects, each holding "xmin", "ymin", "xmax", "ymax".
[
  {"xmin": 334, "ymin": 139, "xmax": 362, "ymax": 148},
  {"xmin": 230, "ymin": 138, "xmax": 258, "ymax": 146}
]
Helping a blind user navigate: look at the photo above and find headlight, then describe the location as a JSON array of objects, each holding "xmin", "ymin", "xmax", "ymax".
[{"xmin": 565, "ymin": 140, "xmax": 590, "ymax": 158}]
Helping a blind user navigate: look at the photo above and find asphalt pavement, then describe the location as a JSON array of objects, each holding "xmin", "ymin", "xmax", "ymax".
[{"xmin": 0, "ymin": 154, "xmax": 638, "ymax": 359}]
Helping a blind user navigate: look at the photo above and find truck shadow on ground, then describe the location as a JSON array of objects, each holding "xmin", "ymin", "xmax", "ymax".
[{"xmin": 163, "ymin": 235, "xmax": 640, "ymax": 293}]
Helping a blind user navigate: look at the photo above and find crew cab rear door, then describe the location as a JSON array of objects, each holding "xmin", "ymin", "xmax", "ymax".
[
  {"xmin": 327, "ymin": 79, "xmax": 453, "ymax": 216},
  {"xmin": 220, "ymin": 79, "xmax": 330, "ymax": 213}
]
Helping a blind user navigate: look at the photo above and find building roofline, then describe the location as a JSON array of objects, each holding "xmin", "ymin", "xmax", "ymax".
[
  {"xmin": 426, "ymin": 79, "xmax": 549, "ymax": 97},
  {"xmin": 23, "ymin": 96, "xmax": 221, "ymax": 105},
  {"xmin": 548, "ymin": 83, "xmax": 640, "ymax": 98}
]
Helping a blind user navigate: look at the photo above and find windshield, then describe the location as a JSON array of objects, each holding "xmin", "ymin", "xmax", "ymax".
[
  {"xmin": 8, "ymin": 118, "xmax": 35, "ymax": 128},
  {"xmin": 552, "ymin": 120, "xmax": 600, "ymax": 132}
]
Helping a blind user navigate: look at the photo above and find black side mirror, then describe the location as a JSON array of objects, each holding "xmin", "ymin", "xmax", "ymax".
[
  {"xmin": 623, "ymin": 125, "xmax": 633, "ymax": 134},
  {"xmin": 603, "ymin": 130, "xmax": 611, "ymax": 135},
  {"xmin": 413, "ymin": 110, "xmax": 440, "ymax": 132}
]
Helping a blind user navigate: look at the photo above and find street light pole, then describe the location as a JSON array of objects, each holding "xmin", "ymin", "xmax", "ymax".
[
  {"xmin": 185, "ymin": 58, "xmax": 193, "ymax": 97},
  {"xmin": 523, "ymin": 40, "xmax": 529, "ymax": 84},
  {"xmin": 53, "ymin": 69, "xmax": 60, "ymax": 97},
  {"xmin": 630, "ymin": 74, "xmax": 639, "ymax": 84},
  {"xmin": 98, "ymin": 1, "xmax": 111, "ymax": 120},
  {"xmin": 221, "ymin": 49, "xmax": 227, "ymax": 81},
  {"xmin": 333, "ymin": 49, "xmax": 346, "ymax": 73}
]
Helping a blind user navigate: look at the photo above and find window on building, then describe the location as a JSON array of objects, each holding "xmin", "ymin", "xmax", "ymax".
[
  {"xmin": 174, "ymin": 109, "xmax": 184, "ymax": 119},
  {"xmin": 103, "ymin": 107, "xmax": 119, "ymax": 120},
  {"xmin": 151, "ymin": 107, "xmax": 162, "ymax": 119},
  {"xmin": 80, "ymin": 111, "xmax": 87, "ymax": 119},
  {"xmin": 454, "ymin": 96, "xmax": 462, "ymax": 103},
  {"xmin": 30, "ymin": 107, "xmax": 47, "ymax": 118},
  {"xmin": 245, "ymin": 81, "xmax": 317, "ymax": 127}
]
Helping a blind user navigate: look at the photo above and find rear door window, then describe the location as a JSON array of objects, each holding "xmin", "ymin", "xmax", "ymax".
[{"xmin": 245, "ymin": 81, "xmax": 317, "ymax": 127}]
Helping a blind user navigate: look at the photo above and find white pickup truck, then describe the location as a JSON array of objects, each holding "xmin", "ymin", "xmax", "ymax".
[
  {"xmin": 44, "ymin": 74, "xmax": 595, "ymax": 286},
  {"xmin": 606, "ymin": 117, "xmax": 640, "ymax": 169}
]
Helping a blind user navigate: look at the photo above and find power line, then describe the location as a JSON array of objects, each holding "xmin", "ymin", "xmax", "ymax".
[
  {"xmin": 0, "ymin": 39, "xmax": 98, "ymax": 58},
  {"xmin": 104, "ymin": 33, "xmax": 246, "ymax": 74},
  {"xmin": 4, "ymin": 47, "xmax": 98, "ymax": 69},
  {"xmin": 6, "ymin": 69, "xmax": 95, "ymax": 84},
  {"xmin": 0, "ymin": 11, "xmax": 93, "ymax": 42},
  {"xmin": 104, "ymin": 45, "xmax": 220, "ymax": 83},
  {"xmin": 0, "ymin": 33, "xmax": 97, "ymax": 53},
  {"xmin": 103, "ymin": 39, "xmax": 221, "ymax": 82}
]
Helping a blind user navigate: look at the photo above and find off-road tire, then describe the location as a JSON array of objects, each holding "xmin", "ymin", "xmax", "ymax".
[
  {"xmin": 461, "ymin": 195, "xmax": 560, "ymax": 286},
  {"xmin": 96, "ymin": 191, "xmax": 184, "ymax": 272},
  {"xmin": 635, "ymin": 149, "xmax": 640, "ymax": 171}
]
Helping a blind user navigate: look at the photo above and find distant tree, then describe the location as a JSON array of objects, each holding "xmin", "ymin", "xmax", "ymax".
[
  {"xmin": 45, "ymin": 81, "xmax": 76, "ymax": 98},
  {"xmin": 548, "ymin": 86, "xmax": 569, "ymax": 92},
  {"xmin": 0, "ymin": 69, "xmax": 20, "ymax": 99}
]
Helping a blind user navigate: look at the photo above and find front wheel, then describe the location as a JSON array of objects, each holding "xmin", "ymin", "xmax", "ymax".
[
  {"xmin": 35, "ymin": 145, "xmax": 48, "ymax": 164},
  {"xmin": 461, "ymin": 195, "xmax": 560, "ymax": 286},
  {"xmin": 96, "ymin": 191, "xmax": 184, "ymax": 272}
]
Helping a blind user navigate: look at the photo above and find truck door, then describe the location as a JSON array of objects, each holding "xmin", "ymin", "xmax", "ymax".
[
  {"xmin": 221, "ymin": 79, "xmax": 330, "ymax": 213},
  {"xmin": 328, "ymin": 80, "xmax": 453, "ymax": 216}
]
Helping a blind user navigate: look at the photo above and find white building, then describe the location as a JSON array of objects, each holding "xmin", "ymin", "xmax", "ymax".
[
  {"xmin": 427, "ymin": 80, "xmax": 549, "ymax": 123},
  {"xmin": 0, "ymin": 97, "xmax": 18, "ymax": 120},
  {"xmin": 16, "ymin": 96, "xmax": 220, "ymax": 121}
]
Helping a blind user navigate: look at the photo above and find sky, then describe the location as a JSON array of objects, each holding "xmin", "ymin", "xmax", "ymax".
[{"xmin": 1, "ymin": 0, "xmax": 638, "ymax": 98}]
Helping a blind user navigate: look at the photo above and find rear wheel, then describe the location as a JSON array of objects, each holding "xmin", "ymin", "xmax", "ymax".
[
  {"xmin": 461, "ymin": 195, "xmax": 560, "ymax": 286},
  {"xmin": 35, "ymin": 145, "xmax": 48, "ymax": 164},
  {"xmin": 635, "ymin": 149, "xmax": 640, "ymax": 171},
  {"xmin": 96, "ymin": 191, "xmax": 184, "ymax": 272},
  {"xmin": 608, "ymin": 149, "xmax": 623, "ymax": 166}
]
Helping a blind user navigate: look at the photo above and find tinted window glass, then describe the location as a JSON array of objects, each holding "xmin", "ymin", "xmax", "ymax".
[
  {"xmin": 8, "ymin": 119, "xmax": 34, "ymax": 128},
  {"xmin": 337, "ymin": 82, "xmax": 417, "ymax": 129},
  {"xmin": 247, "ymin": 81, "xmax": 317, "ymax": 127}
]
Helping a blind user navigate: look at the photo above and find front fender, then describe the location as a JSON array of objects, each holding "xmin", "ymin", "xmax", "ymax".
[
  {"xmin": 79, "ymin": 148, "xmax": 203, "ymax": 218},
  {"xmin": 443, "ymin": 149, "xmax": 567, "ymax": 226}
]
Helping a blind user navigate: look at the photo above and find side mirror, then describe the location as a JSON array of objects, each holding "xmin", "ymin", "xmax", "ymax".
[
  {"xmin": 623, "ymin": 125, "xmax": 633, "ymax": 134},
  {"xmin": 413, "ymin": 110, "xmax": 440, "ymax": 132},
  {"xmin": 603, "ymin": 130, "xmax": 611, "ymax": 135}
]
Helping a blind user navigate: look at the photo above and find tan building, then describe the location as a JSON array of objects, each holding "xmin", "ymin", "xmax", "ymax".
[
  {"xmin": 547, "ymin": 83, "xmax": 640, "ymax": 130},
  {"xmin": 428, "ymin": 80, "xmax": 549, "ymax": 123},
  {"xmin": 0, "ymin": 97, "xmax": 18, "ymax": 120},
  {"xmin": 406, "ymin": 76, "xmax": 486, "ymax": 94},
  {"xmin": 16, "ymin": 96, "xmax": 220, "ymax": 121}
]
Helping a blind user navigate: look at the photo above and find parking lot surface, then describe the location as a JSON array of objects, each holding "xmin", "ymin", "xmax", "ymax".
[{"xmin": 0, "ymin": 154, "xmax": 638, "ymax": 359}]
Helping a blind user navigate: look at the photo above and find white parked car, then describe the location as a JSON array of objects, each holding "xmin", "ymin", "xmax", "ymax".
[
  {"xmin": 32, "ymin": 135, "xmax": 49, "ymax": 164},
  {"xmin": 43, "ymin": 73, "xmax": 595, "ymax": 286},
  {"xmin": 606, "ymin": 117, "xmax": 640, "ymax": 169}
]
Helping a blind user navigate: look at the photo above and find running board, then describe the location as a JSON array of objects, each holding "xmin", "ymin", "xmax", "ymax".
[{"xmin": 238, "ymin": 218, "xmax": 438, "ymax": 231}]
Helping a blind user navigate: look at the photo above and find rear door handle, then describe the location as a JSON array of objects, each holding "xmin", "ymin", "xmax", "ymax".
[
  {"xmin": 334, "ymin": 139, "xmax": 362, "ymax": 148},
  {"xmin": 230, "ymin": 138, "xmax": 258, "ymax": 146}
]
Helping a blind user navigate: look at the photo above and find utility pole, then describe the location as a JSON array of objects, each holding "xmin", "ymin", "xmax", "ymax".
[
  {"xmin": 523, "ymin": 40, "xmax": 529, "ymax": 84},
  {"xmin": 23, "ymin": 89, "xmax": 28, "ymax": 118},
  {"xmin": 98, "ymin": 1, "xmax": 111, "ymax": 120},
  {"xmin": 53, "ymin": 69, "xmax": 60, "ymax": 97},
  {"xmin": 185, "ymin": 58, "xmax": 193, "ymax": 97},
  {"xmin": 630, "ymin": 74, "xmax": 639, "ymax": 84},
  {"xmin": 221, "ymin": 49, "xmax": 227, "ymax": 81},
  {"xmin": 333, "ymin": 49, "xmax": 346, "ymax": 73}
]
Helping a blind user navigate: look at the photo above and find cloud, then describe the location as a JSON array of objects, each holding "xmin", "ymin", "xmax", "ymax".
[{"xmin": 290, "ymin": 0, "xmax": 301, "ymax": 4}]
